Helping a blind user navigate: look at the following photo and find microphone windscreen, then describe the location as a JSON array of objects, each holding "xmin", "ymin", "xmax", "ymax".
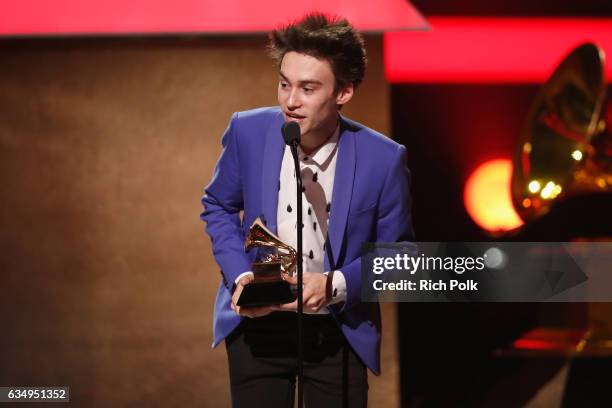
[{"xmin": 282, "ymin": 121, "xmax": 301, "ymax": 146}]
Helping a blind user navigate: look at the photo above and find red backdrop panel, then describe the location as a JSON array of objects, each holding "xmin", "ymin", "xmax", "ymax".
[{"xmin": 385, "ymin": 17, "xmax": 612, "ymax": 83}]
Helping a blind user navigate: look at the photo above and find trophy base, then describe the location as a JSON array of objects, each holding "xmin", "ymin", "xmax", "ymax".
[{"xmin": 236, "ymin": 281, "xmax": 296, "ymax": 308}]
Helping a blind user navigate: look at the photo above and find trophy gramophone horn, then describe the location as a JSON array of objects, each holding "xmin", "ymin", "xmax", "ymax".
[
  {"xmin": 237, "ymin": 218, "xmax": 297, "ymax": 307},
  {"xmin": 512, "ymin": 42, "xmax": 612, "ymax": 223},
  {"xmin": 245, "ymin": 218, "xmax": 297, "ymax": 277}
]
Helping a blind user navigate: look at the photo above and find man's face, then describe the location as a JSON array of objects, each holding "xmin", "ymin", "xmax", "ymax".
[{"xmin": 277, "ymin": 51, "xmax": 343, "ymax": 139}]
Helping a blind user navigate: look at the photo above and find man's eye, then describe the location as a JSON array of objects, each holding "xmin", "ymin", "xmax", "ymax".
[
  {"xmin": 280, "ymin": 82, "xmax": 288, "ymax": 88},
  {"xmin": 303, "ymin": 88, "xmax": 313, "ymax": 93}
]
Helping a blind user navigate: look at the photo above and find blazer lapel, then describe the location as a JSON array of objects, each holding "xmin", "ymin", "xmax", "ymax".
[
  {"xmin": 325, "ymin": 118, "xmax": 356, "ymax": 271},
  {"xmin": 260, "ymin": 112, "xmax": 285, "ymax": 235}
]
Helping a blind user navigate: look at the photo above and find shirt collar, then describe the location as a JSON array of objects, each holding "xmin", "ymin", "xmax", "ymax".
[{"xmin": 297, "ymin": 122, "xmax": 340, "ymax": 167}]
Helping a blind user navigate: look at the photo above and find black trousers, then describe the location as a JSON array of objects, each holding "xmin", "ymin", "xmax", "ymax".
[{"xmin": 225, "ymin": 312, "xmax": 368, "ymax": 408}]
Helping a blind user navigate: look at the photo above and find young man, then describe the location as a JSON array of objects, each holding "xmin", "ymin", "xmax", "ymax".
[{"xmin": 201, "ymin": 13, "xmax": 413, "ymax": 407}]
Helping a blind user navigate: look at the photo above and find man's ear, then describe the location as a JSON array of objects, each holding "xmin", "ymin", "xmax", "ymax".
[{"xmin": 336, "ymin": 83, "xmax": 354, "ymax": 106}]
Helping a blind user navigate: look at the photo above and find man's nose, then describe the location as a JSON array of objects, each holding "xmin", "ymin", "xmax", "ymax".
[{"xmin": 287, "ymin": 89, "xmax": 301, "ymax": 109}]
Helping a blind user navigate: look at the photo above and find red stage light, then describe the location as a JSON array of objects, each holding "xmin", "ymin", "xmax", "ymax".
[
  {"xmin": 385, "ymin": 17, "xmax": 612, "ymax": 83},
  {"xmin": 464, "ymin": 159, "xmax": 523, "ymax": 233},
  {"xmin": 0, "ymin": 0, "xmax": 427, "ymax": 36}
]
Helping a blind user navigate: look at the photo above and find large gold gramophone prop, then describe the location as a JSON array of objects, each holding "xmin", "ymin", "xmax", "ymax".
[
  {"xmin": 507, "ymin": 42, "xmax": 612, "ymax": 356},
  {"xmin": 512, "ymin": 42, "xmax": 611, "ymax": 221},
  {"xmin": 236, "ymin": 218, "xmax": 297, "ymax": 307}
]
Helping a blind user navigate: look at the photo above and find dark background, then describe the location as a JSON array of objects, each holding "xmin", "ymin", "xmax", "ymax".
[{"xmin": 393, "ymin": 1, "xmax": 612, "ymax": 406}]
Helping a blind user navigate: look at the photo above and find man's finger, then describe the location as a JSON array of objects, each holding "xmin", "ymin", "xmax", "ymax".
[
  {"xmin": 285, "ymin": 271, "xmax": 318, "ymax": 285},
  {"xmin": 273, "ymin": 300, "xmax": 322, "ymax": 313},
  {"xmin": 284, "ymin": 274, "xmax": 298, "ymax": 285},
  {"xmin": 305, "ymin": 296, "xmax": 324, "ymax": 310},
  {"xmin": 273, "ymin": 301, "xmax": 297, "ymax": 311},
  {"xmin": 302, "ymin": 287, "xmax": 314, "ymax": 302},
  {"xmin": 238, "ymin": 275, "xmax": 254, "ymax": 287},
  {"xmin": 242, "ymin": 305, "xmax": 275, "ymax": 318},
  {"xmin": 305, "ymin": 298, "xmax": 318, "ymax": 309}
]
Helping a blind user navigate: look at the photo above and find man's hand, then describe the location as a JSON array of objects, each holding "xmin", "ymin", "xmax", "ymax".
[
  {"xmin": 274, "ymin": 272, "xmax": 330, "ymax": 313},
  {"xmin": 231, "ymin": 274, "xmax": 276, "ymax": 318}
]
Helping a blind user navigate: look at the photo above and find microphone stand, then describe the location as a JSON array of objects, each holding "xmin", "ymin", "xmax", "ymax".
[{"xmin": 289, "ymin": 143, "xmax": 304, "ymax": 408}]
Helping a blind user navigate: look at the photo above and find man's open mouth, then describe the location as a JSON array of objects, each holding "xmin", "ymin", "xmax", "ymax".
[{"xmin": 285, "ymin": 112, "xmax": 305, "ymax": 120}]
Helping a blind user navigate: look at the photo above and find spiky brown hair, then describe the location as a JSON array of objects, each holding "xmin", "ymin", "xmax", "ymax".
[{"xmin": 268, "ymin": 13, "xmax": 367, "ymax": 89}]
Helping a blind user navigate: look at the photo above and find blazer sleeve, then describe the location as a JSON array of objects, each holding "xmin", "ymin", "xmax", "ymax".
[
  {"xmin": 200, "ymin": 112, "xmax": 252, "ymax": 290},
  {"xmin": 336, "ymin": 143, "xmax": 414, "ymax": 312}
]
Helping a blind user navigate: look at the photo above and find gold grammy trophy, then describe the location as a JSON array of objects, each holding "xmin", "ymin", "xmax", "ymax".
[{"xmin": 236, "ymin": 218, "xmax": 298, "ymax": 307}]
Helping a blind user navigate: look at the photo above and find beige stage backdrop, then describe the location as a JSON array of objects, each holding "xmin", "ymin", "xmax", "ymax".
[{"xmin": 0, "ymin": 36, "xmax": 398, "ymax": 407}]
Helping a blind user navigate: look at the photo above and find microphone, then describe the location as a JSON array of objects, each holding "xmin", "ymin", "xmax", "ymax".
[
  {"xmin": 282, "ymin": 121, "xmax": 301, "ymax": 147},
  {"xmin": 282, "ymin": 118, "xmax": 304, "ymax": 408}
]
